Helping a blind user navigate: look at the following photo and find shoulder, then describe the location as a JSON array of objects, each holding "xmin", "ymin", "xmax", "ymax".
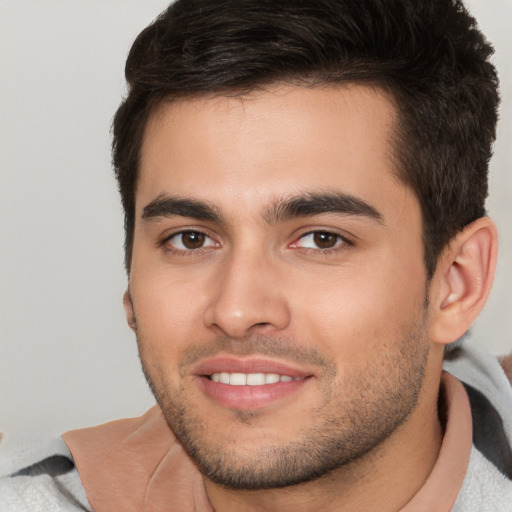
[
  {"xmin": 452, "ymin": 446, "xmax": 512, "ymax": 512},
  {"xmin": 443, "ymin": 336, "xmax": 512, "ymax": 435},
  {"xmin": 444, "ymin": 337, "xmax": 512, "ymax": 511},
  {"xmin": 0, "ymin": 435, "xmax": 91, "ymax": 512}
]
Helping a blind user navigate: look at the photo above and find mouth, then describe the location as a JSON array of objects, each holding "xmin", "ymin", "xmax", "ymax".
[{"xmin": 194, "ymin": 357, "xmax": 313, "ymax": 410}]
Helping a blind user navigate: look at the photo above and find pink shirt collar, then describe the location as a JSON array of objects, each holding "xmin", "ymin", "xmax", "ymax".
[{"xmin": 399, "ymin": 372, "xmax": 472, "ymax": 511}]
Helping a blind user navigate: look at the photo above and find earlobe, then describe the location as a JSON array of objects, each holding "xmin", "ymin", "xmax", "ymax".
[
  {"xmin": 429, "ymin": 217, "xmax": 498, "ymax": 345},
  {"xmin": 123, "ymin": 289, "xmax": 137, "ymax": 332}
]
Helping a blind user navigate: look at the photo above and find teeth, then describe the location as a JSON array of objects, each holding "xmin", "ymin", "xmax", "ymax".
[
  {"xmin": 209, "ymin": 372, "xmax": 299, "ymax": 386},
  {"xmin": 247, "ymin": 373, "xmax": 266, "ymax": 385},
  {"xmin": 229, "ymin": 373, "xmax": 247, "ymax": 386},
  {"xmin": 265, "ymin": 373, "xmax": 280, "ymax": 384}
]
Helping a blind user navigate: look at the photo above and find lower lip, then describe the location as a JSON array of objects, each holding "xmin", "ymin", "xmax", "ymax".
[{"xmin": 197, "ymin": 376, "xmax": 309, "ymax": 410}]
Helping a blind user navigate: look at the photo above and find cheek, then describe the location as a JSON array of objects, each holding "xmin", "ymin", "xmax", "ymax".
[
  {"xmin": 131, "ymin": 270, "xmax": 209, "ymax": 358},
  {"xmin": 293, "ymin": 255, "xmax": 427, "ymax": 360}
]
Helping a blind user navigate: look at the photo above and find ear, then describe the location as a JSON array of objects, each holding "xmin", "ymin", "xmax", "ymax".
[
  {"xmin": 123, "ymin": 289, "xmax": 137, "ymax": 332},
  {"xmin": 429, "ymin": 217, "xmax": 498, "ymax": 345}
]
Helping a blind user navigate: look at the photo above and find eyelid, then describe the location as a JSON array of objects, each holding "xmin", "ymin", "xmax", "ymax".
[
  {"xmin": 159, "ymin": 228, "xmax": 220, "ymax": 252},
  {"xmin": 289, "ymin": 228, "xmax": 354, "ymax": 250}
]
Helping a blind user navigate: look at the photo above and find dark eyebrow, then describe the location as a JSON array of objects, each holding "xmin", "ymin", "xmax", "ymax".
[
  {"xmin": 264, "ymin": 192, "xmax": 383, "ymax": 224},
  {"xmin": 142, "ymin": 194, "xmax": 223, "ymax": 223},
  {"xmin": 141, "ymin": 191, "xmax": 382, "ymax": 226}
]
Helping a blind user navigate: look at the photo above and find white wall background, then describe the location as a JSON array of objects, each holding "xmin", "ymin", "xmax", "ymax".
[{"xmin": 1, "ymin": 0, "xmax": 511, "ymax": 438}]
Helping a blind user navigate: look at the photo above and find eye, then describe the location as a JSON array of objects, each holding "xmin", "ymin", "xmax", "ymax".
[
  {"xmin": 165, "ymin": 230, "xmax": 218, "ymax": 251},
  {"xmin": 292, "ymin": 231, "xmax": 347, "ymax": 250}
]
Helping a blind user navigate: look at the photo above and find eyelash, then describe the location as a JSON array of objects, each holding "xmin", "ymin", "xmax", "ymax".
[
  {"xmin": 160, "ymin": 228, "xmax": 353, "ymax": 256},
  {"xmin": 290, "ymin": 230, "xmax": 353, "ymax": 253},
  {"xmin": 160, "ymin": 229, "xmax": 218, "ymax": 255}
]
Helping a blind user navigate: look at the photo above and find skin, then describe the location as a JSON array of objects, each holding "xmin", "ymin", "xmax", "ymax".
[{"xmin": 125, "ymin": 84, "xmax": 450, "ymax": 512}]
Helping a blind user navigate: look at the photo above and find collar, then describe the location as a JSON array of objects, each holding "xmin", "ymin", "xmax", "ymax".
[
  {"xmin": 63, "ymin": 406, "xmax": 212, "ymax": 511},
  {"xmin": 399, "ymin": 372, "xmax": 472, "ymax": 511}
]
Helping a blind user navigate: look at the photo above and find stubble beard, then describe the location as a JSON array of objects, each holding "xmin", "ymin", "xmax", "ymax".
[{"xmin": 137, "ymin": 322, "xmax": 430, "ymax": 491}]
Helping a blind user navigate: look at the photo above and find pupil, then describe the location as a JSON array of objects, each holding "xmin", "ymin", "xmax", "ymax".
[
  {"xmin": 183, "ymin": 232, "xmax": 205, "ymax": 249},
  {"xmin": 313, "ymin": 232, "xmax": 336, "ymax": 249}
]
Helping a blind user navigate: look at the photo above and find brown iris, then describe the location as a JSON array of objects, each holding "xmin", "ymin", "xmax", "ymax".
[
  {"xmin": 313, "ymin": 232, "xmax": 339, "ymax": 249},
  {"xmin": 181, "ymin": 231, "xmax": 206, "ymax": 249}
]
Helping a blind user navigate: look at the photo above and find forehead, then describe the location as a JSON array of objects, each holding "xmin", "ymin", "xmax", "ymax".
[{"xmin": 137, "ymin": 84, "xmax": 413, "ymax": 223}]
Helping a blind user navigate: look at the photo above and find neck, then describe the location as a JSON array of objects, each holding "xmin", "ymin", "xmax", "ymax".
[{"xmin": 203, "ymin": 375, "xmax": 443, "ymax": 512}]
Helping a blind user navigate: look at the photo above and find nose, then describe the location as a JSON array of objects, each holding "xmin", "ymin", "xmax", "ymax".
[{"xmin": 203, "ymin": 250, "xmax": 291, "ymax": 338}]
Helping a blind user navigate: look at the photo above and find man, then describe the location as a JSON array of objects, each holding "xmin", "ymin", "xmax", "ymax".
[{"xmin": 1, "ymin": 0, "xmax": 511, "ymax": 510}]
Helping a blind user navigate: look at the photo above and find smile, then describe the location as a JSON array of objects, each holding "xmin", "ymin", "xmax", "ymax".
[
  {"xmin": 209, "ymin": 372, "xmax": 302, "ymax": 386},
  {"xmin": 194, "ymin": 356, "xmax": 314, "ymax": 409}
]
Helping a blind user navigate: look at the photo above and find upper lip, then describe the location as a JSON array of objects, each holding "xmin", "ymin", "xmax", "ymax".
[{"xmin": 193, "ymin": 356, "xmax": 313, "ymax": 378}]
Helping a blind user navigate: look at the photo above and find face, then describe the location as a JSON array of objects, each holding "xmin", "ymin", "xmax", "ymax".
[{"xmin": 126, "ymin": 84, "xmax": 432, "ymax": 489}]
